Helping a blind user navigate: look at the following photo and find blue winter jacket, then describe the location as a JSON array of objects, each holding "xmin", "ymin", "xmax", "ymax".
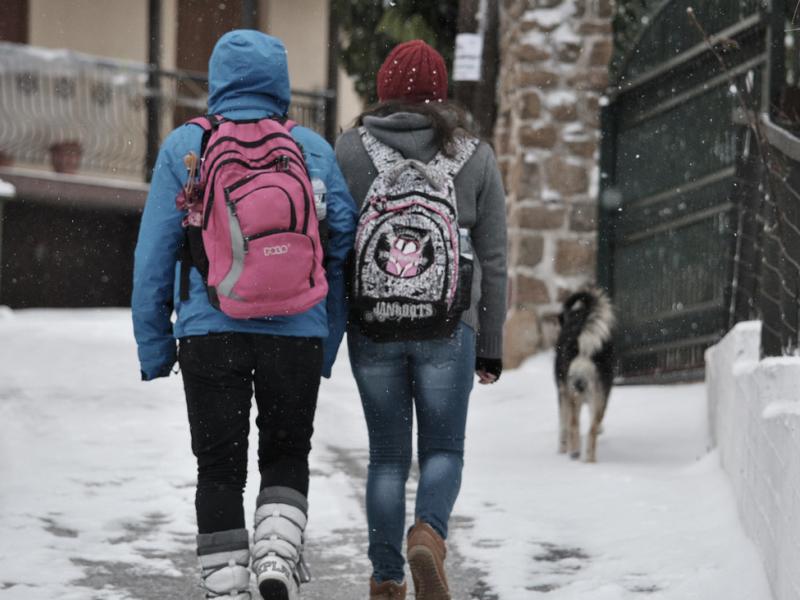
[{"xmin": 132, "ymin": 30, "xmax": 357, "ymax": 380}]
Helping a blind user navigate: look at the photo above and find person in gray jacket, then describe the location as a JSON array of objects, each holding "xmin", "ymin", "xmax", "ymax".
[{"xmin": 335, "ymin": 40, "xmax": 507, "ymax": 600}]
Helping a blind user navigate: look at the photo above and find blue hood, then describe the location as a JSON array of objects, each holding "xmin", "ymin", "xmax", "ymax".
[{"xmin": 207, "ymin": 30, "xmax": 290, "ymax": 116}]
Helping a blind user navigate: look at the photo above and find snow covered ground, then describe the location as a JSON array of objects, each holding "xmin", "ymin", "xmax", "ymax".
[{"xmin": 0, "ymin": 309, "xmax": 772, "ymax": 599}]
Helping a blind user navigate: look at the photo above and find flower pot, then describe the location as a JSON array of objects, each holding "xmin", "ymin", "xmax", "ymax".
[{"xmin": 49, "ymin": 141, "xmax": 83, "ymax": 174}]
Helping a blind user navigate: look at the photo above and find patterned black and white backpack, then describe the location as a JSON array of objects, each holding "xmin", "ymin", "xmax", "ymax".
[{"xmin": 352, "ymin": 127, "xmax": 479, "ymax": 340}]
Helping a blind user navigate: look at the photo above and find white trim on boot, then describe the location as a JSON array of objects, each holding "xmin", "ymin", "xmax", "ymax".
[
  {"xmin": 252, "ymin": 487, "xmax": 309, "ymax": 600},
  {"xmin": 197, "ymin": 528, "xmax": 252, "ymax": 600}
]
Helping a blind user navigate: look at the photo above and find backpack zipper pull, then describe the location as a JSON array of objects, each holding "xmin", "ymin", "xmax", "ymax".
[
  {"xmin": 279, "ymin": 155, "xmax": 290, "ymax": 171},
  {"xmin": 243, "ymin": 236, "xmax": 250, "ymax": 254}
]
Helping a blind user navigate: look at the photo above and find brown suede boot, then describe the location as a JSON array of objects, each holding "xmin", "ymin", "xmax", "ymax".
[
  {"xmin": 369, "ymin": 577, "xmax": 407, "ymax": 600},
  {"xmin": 407, "ymin": 519, "xmax": 450, "ymax": 600}
]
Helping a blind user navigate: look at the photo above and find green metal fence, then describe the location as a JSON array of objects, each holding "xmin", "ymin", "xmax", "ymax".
[{"xmin": 599, "ymin": 0, "xmax": 777, "ymax": 380}]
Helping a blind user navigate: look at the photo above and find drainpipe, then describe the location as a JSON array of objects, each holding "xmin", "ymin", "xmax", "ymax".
[
  {"xmin": 325, "ymin": 0, "xmax": 339, "ymax": 143},
  {"xmin": 242, "ymin": 0, "xmax": 258, "ymax": 29},
  {"xmin": 453, "ymin": 0, "xmax": 499, "ymax": 140},
  {"xmin": 145, "ymin": 0, "xmax": 162, "ymax": 182}
]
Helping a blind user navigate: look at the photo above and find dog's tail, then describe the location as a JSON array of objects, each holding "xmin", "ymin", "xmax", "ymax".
[{"xmin": 577, "ymin": 289, "xmax": 615, "ymax": 358}]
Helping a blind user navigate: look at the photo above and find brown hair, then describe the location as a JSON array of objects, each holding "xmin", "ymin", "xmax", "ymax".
[{"xmin": 354, "ymin": 100, "xmax": 476, "ymax": 157}]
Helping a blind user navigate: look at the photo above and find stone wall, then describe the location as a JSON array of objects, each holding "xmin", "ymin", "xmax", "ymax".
[{"xmin": 494, "ymin": 0, "xmax": 613, "ymax": 367}]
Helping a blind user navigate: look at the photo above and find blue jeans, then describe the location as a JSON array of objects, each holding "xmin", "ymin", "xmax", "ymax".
[{"xmin": 348, "ymin": 323, "xmax": 476, "ymax": 583}]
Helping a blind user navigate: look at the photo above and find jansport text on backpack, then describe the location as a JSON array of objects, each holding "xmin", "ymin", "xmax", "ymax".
[
  {"xmin": 352, "ymin": 127, "xmax": 478, "ymax": 340},
  {"xmin": 177, "ymin": 115, "xmax": 328, "ymax": 319}
]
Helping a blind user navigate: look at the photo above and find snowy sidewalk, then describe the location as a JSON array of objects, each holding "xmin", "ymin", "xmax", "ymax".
[{"xmin": 0, "ymin": 310, "xmax": 772, "ymax": 599}]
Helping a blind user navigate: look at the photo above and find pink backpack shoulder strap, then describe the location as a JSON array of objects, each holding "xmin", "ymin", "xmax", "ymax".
[
  {"xmin": 186, "ymin": 114, "xmax": 225, "ymax": 131},
  {"xmin": 185, "ymin": 115, "xmax": 226, "ymax": 161}
]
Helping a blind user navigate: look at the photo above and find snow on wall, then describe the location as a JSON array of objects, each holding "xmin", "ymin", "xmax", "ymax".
[{"xmin": 706, "ymin": 321, "xmax": 800, "ymax": 600}]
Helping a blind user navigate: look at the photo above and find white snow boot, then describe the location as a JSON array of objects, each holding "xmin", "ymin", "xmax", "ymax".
[
  {"xmin": 197, "ymin": 528, "xmax": 252, "ymax": 599},
  {"xmin": 252, "ymin": 486, "xmax": 310, "ymax": 600}
]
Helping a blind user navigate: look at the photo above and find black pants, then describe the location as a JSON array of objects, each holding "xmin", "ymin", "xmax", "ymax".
[{"xmin": 179, "ymin": 332, "xmax": 323, "ymax": 534}]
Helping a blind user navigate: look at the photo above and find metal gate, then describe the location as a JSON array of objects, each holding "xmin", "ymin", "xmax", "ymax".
[{"xmin": 599, "ymin": 0, "xmax": 778, "ymax": 380}]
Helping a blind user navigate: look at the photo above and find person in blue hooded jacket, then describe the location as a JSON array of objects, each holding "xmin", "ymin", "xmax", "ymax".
[{"xmin": 131, "ymin": 30, "xmax": 357, "ymax": 600}]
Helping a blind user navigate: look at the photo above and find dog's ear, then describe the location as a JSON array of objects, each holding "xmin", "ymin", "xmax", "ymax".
[{"xmin": 558, "ymin": 310, "xmax": 565, "ymax": 326}]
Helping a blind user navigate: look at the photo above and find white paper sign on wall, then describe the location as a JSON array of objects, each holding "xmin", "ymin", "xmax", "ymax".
[{"xmin": 453, "ymin": 33, "xmax": 484, "ymax": 82}]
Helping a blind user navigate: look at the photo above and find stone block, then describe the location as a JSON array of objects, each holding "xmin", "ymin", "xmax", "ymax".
[
  {"xmin": 557, "ymin": 41, "xmax": 583, "ymax": 63},
  {"xmin": 515, "ymin": 273, "xmax": 551, "ymax": 304},
  {"xmin": 557, "ymin": 286, "xmax": 574, "ymax": 302},
  {"xmin": 555, "ymin": 238, "xmax": 596, "ymax": 275},
  {"xmin": 515, "ymin": 204, "xmax": 566, "ymax": 230},
  {"xmin": 551, "ymin": 101, "xmax": 579, "ymax": 122},
  {"xmin": 520, "ymin": 124, "xmax": 558, "ymax": 149},
  {"xmin": 498, "ymin": 160, "xmax": 513, "ymax": 193},
  {"xmin": 578, "ymin": 20, "xmax": 613, "ymax": 35},
  {"xmin": 566, "ymin": 138, "xmax": 597, "ymax": 158},
  {"xmin": 540, "ymin": 311, "xmax": 562, "ymax": 348},
  {"xmin": 597, "ymin": 0, "xmax": 614, "ymax": 18},
  {"xmin": 518, "ymin": 234, "xmax": 545, "ymax": 266},
  {"xmin": 521, "ymin": 91, "xmax": 542, "ymax": 119},
  {"xmin": 567, "ymin": 69, "xmax": 609, "ymax": 91},
  {"xmin": 509, "ymin": 0, "xmax": 526, "ymax": 19},
  {"xmin": 519, "ymin": 70, "xmax": 559, "ymax": 88},
  {"xmin": 518, "ymin": 43, "xmax": 551, "ymax": 63},
  {"xmin": 508, "ymin": 158, "xmax": 542, "ymax": 198},
  {"xmin": 580, "ymin": 93, "xmax": 602, "ymax": 127},
  {"xmin": 496, "ymin": 129, "xmax": 511, "ymax": 156},
  {"xmin": 503, "ymin": 307, "xmax": 542, "ymax": 370},
  {"xmin": 520, "ymin": 160, "xmax": 542, "ymax": 196},
  {"xmin": 546, "ymin": 157, "xmax": 589, "ymax": 195},
  {"xmin": 589, "ymin": 39, "xmax": 613, "ymax": 67},
  {"xmin": 569, "ymin": 202, "xmax": 598, "ymax": 232}
]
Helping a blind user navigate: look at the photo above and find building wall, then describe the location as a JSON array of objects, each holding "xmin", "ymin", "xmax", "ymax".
[
  {"xmin": 706, "ymin": 322, "xmax": 800, "ymax": 600},
  {"xmin": 26, "ymin": 0, "xmax": 360, "ymax": 130},
  {"xmin": 29, "ymin": 0, "xmax": 152, "ymax": 64},
  {"xmin": 494, "ymin": 0, "xmax": 613, "ymax": 367},
  {"xmin": 262, "ymin": 0, "xmax": 327, "ymax": 92}
]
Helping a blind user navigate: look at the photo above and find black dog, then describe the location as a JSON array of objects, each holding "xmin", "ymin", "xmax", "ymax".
[{"xmin": 554, "ymin": 289, "xmax": 615, "ymax": 462}]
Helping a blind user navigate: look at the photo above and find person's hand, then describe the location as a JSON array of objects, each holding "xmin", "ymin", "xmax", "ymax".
[{"xmin": 475, "ymin": 357, "xmax": 502, "ymax": 384}]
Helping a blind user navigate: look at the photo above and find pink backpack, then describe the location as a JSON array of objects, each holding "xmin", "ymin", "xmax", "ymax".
[{"xmin": 176, "ymin": 115, "xmax": 328, "ymax": 319}]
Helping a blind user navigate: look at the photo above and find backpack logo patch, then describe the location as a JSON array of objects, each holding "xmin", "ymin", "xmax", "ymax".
[
  {"xmin": 263, "ymin": 244, "xmax": 291, "ymax": 257},
  {"xmin": 378, "ymin": 228, "xmax": 432, "ymax": 278}
]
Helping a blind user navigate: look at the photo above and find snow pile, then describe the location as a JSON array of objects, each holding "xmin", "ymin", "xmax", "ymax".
[
  {"xmin": 707, "ymin": 322, "xmax": 800, "ymax": 600},
  {"xmin": 0, "ymin": 178, "xmax": 15, "ymax": 198},
  {"xmin": 522, "ymin": 0, "xmax": 577, "ymax": 30}
]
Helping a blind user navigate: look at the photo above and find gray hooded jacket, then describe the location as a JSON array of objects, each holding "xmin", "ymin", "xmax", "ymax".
[{"xmin": 335, "ymin": 112, "xmax": 507, "ymax": 359}]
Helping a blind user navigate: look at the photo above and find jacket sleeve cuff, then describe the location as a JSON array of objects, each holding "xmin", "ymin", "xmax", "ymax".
[
  {"xmin": 140, "ymin": 360, "xmax": 175, "ymax": 381},
  {"xmin": 476, "ymin": 331, "xmax": 503, "ymax": 360}
]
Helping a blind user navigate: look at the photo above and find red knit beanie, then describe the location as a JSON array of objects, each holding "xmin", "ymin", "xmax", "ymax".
[{"xmin": 377, "ymin": 40, "xmax": 448, "ymax": 104}]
